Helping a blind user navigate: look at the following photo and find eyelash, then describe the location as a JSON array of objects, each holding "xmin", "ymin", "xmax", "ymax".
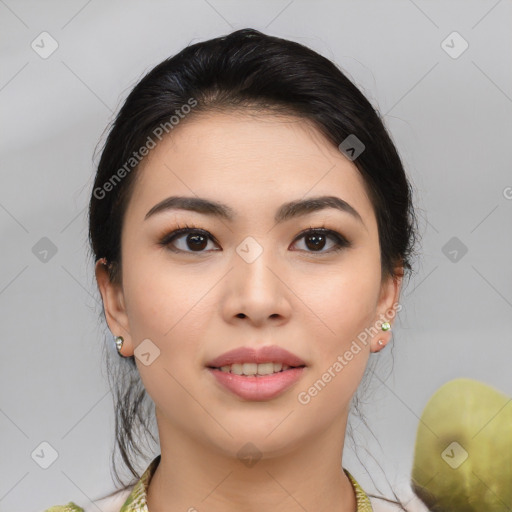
[{"xmin": 158, "ymin": 223, "xmax": 352, "ymax": 256}]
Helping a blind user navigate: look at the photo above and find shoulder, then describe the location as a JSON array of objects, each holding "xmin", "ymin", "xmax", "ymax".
[{"xmin": 43, "ymin": 488, "xmax": 132, "ymax": 512}]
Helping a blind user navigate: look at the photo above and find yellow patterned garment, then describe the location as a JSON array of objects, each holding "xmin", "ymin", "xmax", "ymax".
[{"xmin": 44, "ymin": 455, "xmax": 373, "ymax": 511}]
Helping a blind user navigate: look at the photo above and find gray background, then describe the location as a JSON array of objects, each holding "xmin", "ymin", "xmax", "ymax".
[{"xmin": 1, "ymin": 1, "xmax": 511, "ymax": 510}]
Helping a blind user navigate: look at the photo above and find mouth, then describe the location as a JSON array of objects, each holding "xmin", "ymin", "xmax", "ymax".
[{"xmin": 205, "ymin": 345, "xmax": 307, "ymax": 400}]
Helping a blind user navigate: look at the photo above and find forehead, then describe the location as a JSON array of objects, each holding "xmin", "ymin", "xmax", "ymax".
[{"xmin": 126, "ymin": 111, "xmax": 375, "ymax": 227}]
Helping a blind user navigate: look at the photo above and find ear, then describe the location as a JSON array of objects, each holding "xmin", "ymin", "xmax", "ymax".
[
  {"xmin": 95, "ymin": 258, "xmax": 133, "ymax": 357},
  {"xmin": 370, "ymin": 266, "xmax": 403, "ymax": 353}
]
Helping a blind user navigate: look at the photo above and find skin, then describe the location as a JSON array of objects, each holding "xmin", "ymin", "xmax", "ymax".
[{"xmin": 96, "ymin": 110, "xmax": 402, "ymax": 512}]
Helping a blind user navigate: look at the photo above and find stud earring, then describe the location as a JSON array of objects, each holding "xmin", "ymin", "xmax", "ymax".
[
  {"xmin": 376, "ymin": 321, "xmax": 391, "ymax": 350},
  {"xmin": 115, "ymin": 336, "xmax": 125, "ymax": 356}
]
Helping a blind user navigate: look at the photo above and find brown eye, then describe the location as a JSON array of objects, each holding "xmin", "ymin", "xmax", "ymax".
[
  {"xmin": 160, "ymin": 227, "xmax": 219, "ymax": 253},
  {"xmin": 291, "ymin": 228, "xmax": 351, "ymax": 254},
  {"xmin": 304, "ymin": 232, "xmax": 327, "ymax": 251},
  {"xmin": 182, "ymin": 232, "xmax": 209, "ymax": 251}
]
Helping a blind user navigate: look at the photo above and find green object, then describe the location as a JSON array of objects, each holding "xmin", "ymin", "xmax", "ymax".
[
  {"xmin": 381, "ymin": 322, "xmax": 391, "ymax": 331},
  {"xmin": 412, "ymin": 377, "xmax": 512, "ymax": 511},
  {"xmin": 43, "ymin": 503, "xmax": 83, "ymax": 512}
]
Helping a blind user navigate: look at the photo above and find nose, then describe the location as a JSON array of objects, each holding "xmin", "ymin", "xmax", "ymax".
[{"xmin": 222, "ymin": 249, "xmax": 292, "ymax": 328}]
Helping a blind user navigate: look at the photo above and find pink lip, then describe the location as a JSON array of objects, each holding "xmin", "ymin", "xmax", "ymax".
[
  {"xmin": 206, "ymin": 346, "xmax": 307, "ymax": 401},
  {"xmin": 207, "ymin": 367, "xmax": 306, "ymax": 401},
  {"xmin": 205, "ymin": 345, "xmax": 307, "ymax": 368}
]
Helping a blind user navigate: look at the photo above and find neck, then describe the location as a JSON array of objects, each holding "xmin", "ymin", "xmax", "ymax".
[{"xmin": 146, "ymin": 412, "xmax": 358, "ymax": 512}]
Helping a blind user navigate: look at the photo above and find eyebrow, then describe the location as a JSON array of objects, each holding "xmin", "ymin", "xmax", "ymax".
[{"xmin": 145, "ymin": 195, "xmax": 365, "ymax": 227}]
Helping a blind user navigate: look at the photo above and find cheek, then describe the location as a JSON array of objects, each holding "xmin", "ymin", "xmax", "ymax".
[
  {"xmin": 294, "ymin": 252, "xmax": 380, "ymax": 403},
  {"xmin": 121, "ymin": 256, "xmax": 213, "ymax": 416},
  {"xmin": 122, "ymin": 249, "xmax": 212, "ymax": 339},
  {"xmin": 301, "ymin": 252, "xmax": 381, "ymax": 340},
  {"xmin": 121, "ymin": 249, "xmax": 219, "ymax": 393}
]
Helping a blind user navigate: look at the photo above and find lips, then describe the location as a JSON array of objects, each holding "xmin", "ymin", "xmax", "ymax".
[{"xmin": 206, "ymin": 345, "xmax": 307, "ymax": 369}]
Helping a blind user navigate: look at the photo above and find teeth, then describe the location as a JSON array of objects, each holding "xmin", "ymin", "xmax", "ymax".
[
  {"xmin": 252, "ymin": 362, "xmax": 274, "ymax": 375},
  {"xmin": 243, "ymin": 363, "xmax": 261, "ymax": 375},
  {"xmin": 218, "ymin": 362, "xmax": 293, "ymax": 375},
  {"xmin": 231, "ymin": 363, "xmax": 244, "ymax": 375}
]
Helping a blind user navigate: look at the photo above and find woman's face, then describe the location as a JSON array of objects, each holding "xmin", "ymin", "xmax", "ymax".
[{"xmin": 97, "ymin": 111, "xmax": 401, "ymax": 458}]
